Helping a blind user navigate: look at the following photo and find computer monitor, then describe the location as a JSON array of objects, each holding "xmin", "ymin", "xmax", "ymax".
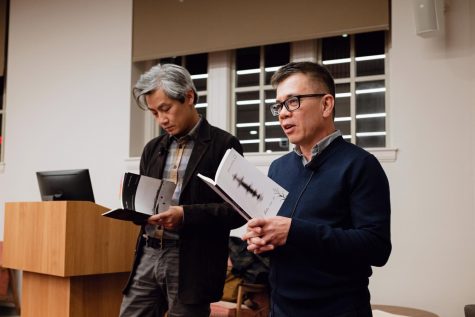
[{"xmin": 36, "ymin": 169, "xmax": 95, "ymax": 202}]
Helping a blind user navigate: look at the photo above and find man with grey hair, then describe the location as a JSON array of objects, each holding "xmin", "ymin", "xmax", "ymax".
[{"xmin": 120, "ymin": 63, "xmax": 244, "ymax": 317}]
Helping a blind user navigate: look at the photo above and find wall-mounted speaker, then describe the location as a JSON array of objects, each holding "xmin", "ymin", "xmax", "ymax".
[{"xmin": 413, "ymin": 0, "xmax": 445, "ymax": 37}]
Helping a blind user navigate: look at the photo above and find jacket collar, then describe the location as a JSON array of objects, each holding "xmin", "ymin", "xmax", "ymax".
[{"xmin": 181, "ymin": 118, "xmax": 212, "ymax": 194}]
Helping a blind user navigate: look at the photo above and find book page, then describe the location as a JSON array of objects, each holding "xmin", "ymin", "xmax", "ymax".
[
  {"xmin": 122, "ymin": 173, "xmax": 176, "ymax": 215},
  {"xmin": 103, "ymin": 173, "xmax": 176, "ymax": 222},
  {"xmin": 197, "ymin": 173, "xmax": 216, "ymax": 187},
  {"xmin": 198, "ymin": 173, "xmax": 251, "ymax": 220},
  {"xmin": 215, "ymin": 148, "xmax": 287, "ymax": 219},
  {"xmin": 133, "ymin": 175, "xmax": 161, "ymax": 215}
]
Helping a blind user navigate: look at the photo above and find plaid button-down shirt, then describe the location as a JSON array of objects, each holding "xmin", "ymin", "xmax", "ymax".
[{"xmin": 145, "ymin": 117, "xmax": 202, "ymax": 239}]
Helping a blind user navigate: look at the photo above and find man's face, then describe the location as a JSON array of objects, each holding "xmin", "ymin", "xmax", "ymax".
[
  {"xmin": 145, "ymin": 89, "xmax": 197, "ymax": 137},
  {"xmin": 276, "ymin": 73, "xmax": 333, "ymax": 150}
]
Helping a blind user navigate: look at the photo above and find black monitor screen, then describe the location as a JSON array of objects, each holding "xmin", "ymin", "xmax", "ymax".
[{"xmin": 36, "ymin": 169, "xmax": 95, "ymax": 202}]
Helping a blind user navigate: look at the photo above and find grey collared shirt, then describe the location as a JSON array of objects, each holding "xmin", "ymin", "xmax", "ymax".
[{"xmin": 294, "ymin": 130, "xmax": 342, "ymax": 166}]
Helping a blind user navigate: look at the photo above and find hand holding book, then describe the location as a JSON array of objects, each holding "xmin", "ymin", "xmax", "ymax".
[
  {"xmin": 102, "ymin": 173, "xmax": 176, "ymax": 223},
  {"xmin": 147, "ymin": 205, "xmax": 183, "ymax": 230}
]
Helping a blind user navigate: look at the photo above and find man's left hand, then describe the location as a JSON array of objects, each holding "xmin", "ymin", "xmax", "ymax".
[{"xmin": 242, "ymin": 216, "xmax": 291, "ymax": 254}]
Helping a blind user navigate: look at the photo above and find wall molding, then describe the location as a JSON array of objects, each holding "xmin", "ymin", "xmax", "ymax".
[{"xmin": 125, "ymin": 148, "xmax": 398, "ymax": 172}]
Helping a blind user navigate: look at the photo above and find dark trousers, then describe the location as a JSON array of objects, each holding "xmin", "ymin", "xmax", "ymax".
[{"xmin": 119, "ymin": 246, "xmax": 210, "ymax": 317}]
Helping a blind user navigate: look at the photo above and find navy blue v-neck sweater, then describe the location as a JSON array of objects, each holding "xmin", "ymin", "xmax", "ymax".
[{"xmin": 268, "ymin": 136, "xmax": 391, "ymax": 316}]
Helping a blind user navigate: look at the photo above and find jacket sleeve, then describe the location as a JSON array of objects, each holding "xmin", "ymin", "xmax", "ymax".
[{"xmin": 181, "ymin": 136, "xmax": 247, "ymax": 231}]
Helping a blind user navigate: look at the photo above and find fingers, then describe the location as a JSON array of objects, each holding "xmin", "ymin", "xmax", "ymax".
[
  {"xmin": 248, "ymin": 236, "xmax": 267, "ymax": 246},
  {"xmin": 244, "ymin": 231, "xmax": 274, "ymax": 255},
  {"xmin": 161, "ymin": 217, "xmax": 176, "ymax": 229},
  {"xmin": 147, "ymin": 214, "xmax": 161, "ymax": 225},
  {"xmin": 148, "ymin": 207, "xmax": 183, "ymax": 229},
  {"xmin": 147, "ymin": 212, "xmax": 171, "ymax": 226},
  {"xmin": 247, "ymin": 243, "xmax": 274, "ymax": 254},
  {"xmin": 242, "ymin": 218, "xmax": 266, "ymax": 241},
  {"xmin": 256, "ymin": 244, "xmax": 275, "ymax": 253},
  {"xmin": 247, "ymin": 218, "xmax": 266, "ymax": 228},
  {"xmin": 242, "ymin": 227, "xmax": 263, "ymax": 240}
]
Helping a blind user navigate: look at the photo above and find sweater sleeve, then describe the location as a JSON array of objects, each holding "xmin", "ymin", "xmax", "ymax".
[{"xmin": 287, "ymin": 154, "xmax": 391, "ymax": 267}]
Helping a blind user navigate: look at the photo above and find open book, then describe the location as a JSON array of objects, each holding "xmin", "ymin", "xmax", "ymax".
[
  {"xmin": 102, "ymin": 172, "xmax": 176, "ymax": 223},
  {"xmin": 198, "ymin": 148, "xmax": 288, "ymax": 220}
]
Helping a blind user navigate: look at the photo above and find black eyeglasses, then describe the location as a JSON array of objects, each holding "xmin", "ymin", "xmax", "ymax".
[{"xmin": 269, "ymin": 93, "xmax": 327, "ymax": 116}]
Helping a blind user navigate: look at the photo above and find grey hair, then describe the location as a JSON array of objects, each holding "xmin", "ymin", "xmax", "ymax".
[{"xmin": 133, "ymin": 63, "xmax": 198, "ymax": 110}]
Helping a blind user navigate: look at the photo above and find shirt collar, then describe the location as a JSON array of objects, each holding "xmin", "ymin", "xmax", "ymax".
[
  {"xmin": 294, "ymin": 130, "xmax": 342, "ymax": 163},
  {"xmin": 172, "ymin": 116, "xmax": 202, "ymax": 143}
]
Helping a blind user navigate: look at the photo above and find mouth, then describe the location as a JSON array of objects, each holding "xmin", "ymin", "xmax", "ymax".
[
  {"xmin": 282, "ymin": 123, "xmax": 296, "ymax": 134},
  {"xmin": 162, "ymin": 126, "xmax": 174, "ymax": 133}
]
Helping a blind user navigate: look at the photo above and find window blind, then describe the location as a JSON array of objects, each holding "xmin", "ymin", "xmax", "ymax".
[{"xmin": 133, "ymin": 0, "xmax": 389, "ymax": 62}]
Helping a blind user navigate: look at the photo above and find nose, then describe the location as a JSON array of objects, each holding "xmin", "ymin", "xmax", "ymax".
[
  {"xmin": 278, "ymin": 106, "xmax": 291, "ymax": 120},
  {"xmin": 157, "ymin": 114, "xmax": 168, "ymax": 126}
]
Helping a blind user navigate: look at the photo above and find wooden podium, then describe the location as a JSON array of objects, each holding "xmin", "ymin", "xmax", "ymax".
[{"xmin": 3, "ymin": 201, "xmax": 139, "ymax": 317}]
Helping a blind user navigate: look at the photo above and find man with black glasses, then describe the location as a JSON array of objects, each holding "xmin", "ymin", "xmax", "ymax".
[{"xmin": 243, "ymin": 61, "xmax": 391, "ymax": 317}]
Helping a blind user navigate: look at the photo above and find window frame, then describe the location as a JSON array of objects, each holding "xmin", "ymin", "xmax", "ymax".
[
  {"xmin": 229, "ymin": 33, "xmax": 395, "ymax": 158},
  {"xmin": 318, "ymin": 33, "xmax": 389, "ymax": 147},
  {"xmin": 231, "ymin": 45, "xmax": 291, "ymax": 153},
  {"xmin": 130, "ymin": 37, "xmax": 397, "ymax": 165}
]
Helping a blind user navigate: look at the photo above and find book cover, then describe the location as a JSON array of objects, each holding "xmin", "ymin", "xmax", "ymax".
[
  {"xmin": 102, "ymin": 172, "xmax": 176, "ymax": 223},
  {"xmin": 198, "ymin": 148, "xmax": 288, "ymax": 220}
]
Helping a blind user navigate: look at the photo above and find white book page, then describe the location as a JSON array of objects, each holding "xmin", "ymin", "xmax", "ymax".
[
  {"xmin": 215, "ymin": 148, "xmax": 287, "ymax": 219},
  {"xmin": 197, "ymin": 173, "xmax": 216, "ymax": 186},
  {"xmin": 198, "ymin": 173, "xmax": 251, "ymax": 220},
  {"xmin": 134, "ymin": 176, "xmax": 162, "ymax": 215}
]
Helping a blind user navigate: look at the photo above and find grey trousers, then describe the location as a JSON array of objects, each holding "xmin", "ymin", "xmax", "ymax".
[{"xmin": 119, "ymin": 246, "xmax": 210, "ymax": 317}]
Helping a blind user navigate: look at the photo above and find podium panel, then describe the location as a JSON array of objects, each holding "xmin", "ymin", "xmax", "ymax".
[
  {"xmin": 22, "ymin": 272, "xmax": 129, "ymax": 317},
  {"xmin": 3, "ymin": 201, "xmax": 139, "ymax": 317}
]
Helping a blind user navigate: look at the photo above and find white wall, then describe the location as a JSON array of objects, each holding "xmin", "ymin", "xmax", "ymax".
[
  {"xmin": 0, "ymin": 0, "xmax": 133, "ymax": 236},
  {"xmin": 370, "ymin": 1, "xmax": 475, "ymax": 316},
  {"xmin": 0, "ymin": 0, "xmax": 474, "ymax": 316}
]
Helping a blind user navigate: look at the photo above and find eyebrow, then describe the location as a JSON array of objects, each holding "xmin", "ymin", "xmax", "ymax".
[
  {"xmin": 275, "ymin": 94, "xmax": 297, "ymax": 103},
  {"xmin": 148, "ymin": 102, "xmax": 171, "ymax": 112}
]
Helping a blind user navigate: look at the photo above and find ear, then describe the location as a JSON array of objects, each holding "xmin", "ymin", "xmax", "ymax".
[
  {"xmin": 321, "ymin": 95, "xmax": 335, "ymax": 119},
  {"xmin": 185, "ymin": 90, "xmax": 195, "ymax": 106}
]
